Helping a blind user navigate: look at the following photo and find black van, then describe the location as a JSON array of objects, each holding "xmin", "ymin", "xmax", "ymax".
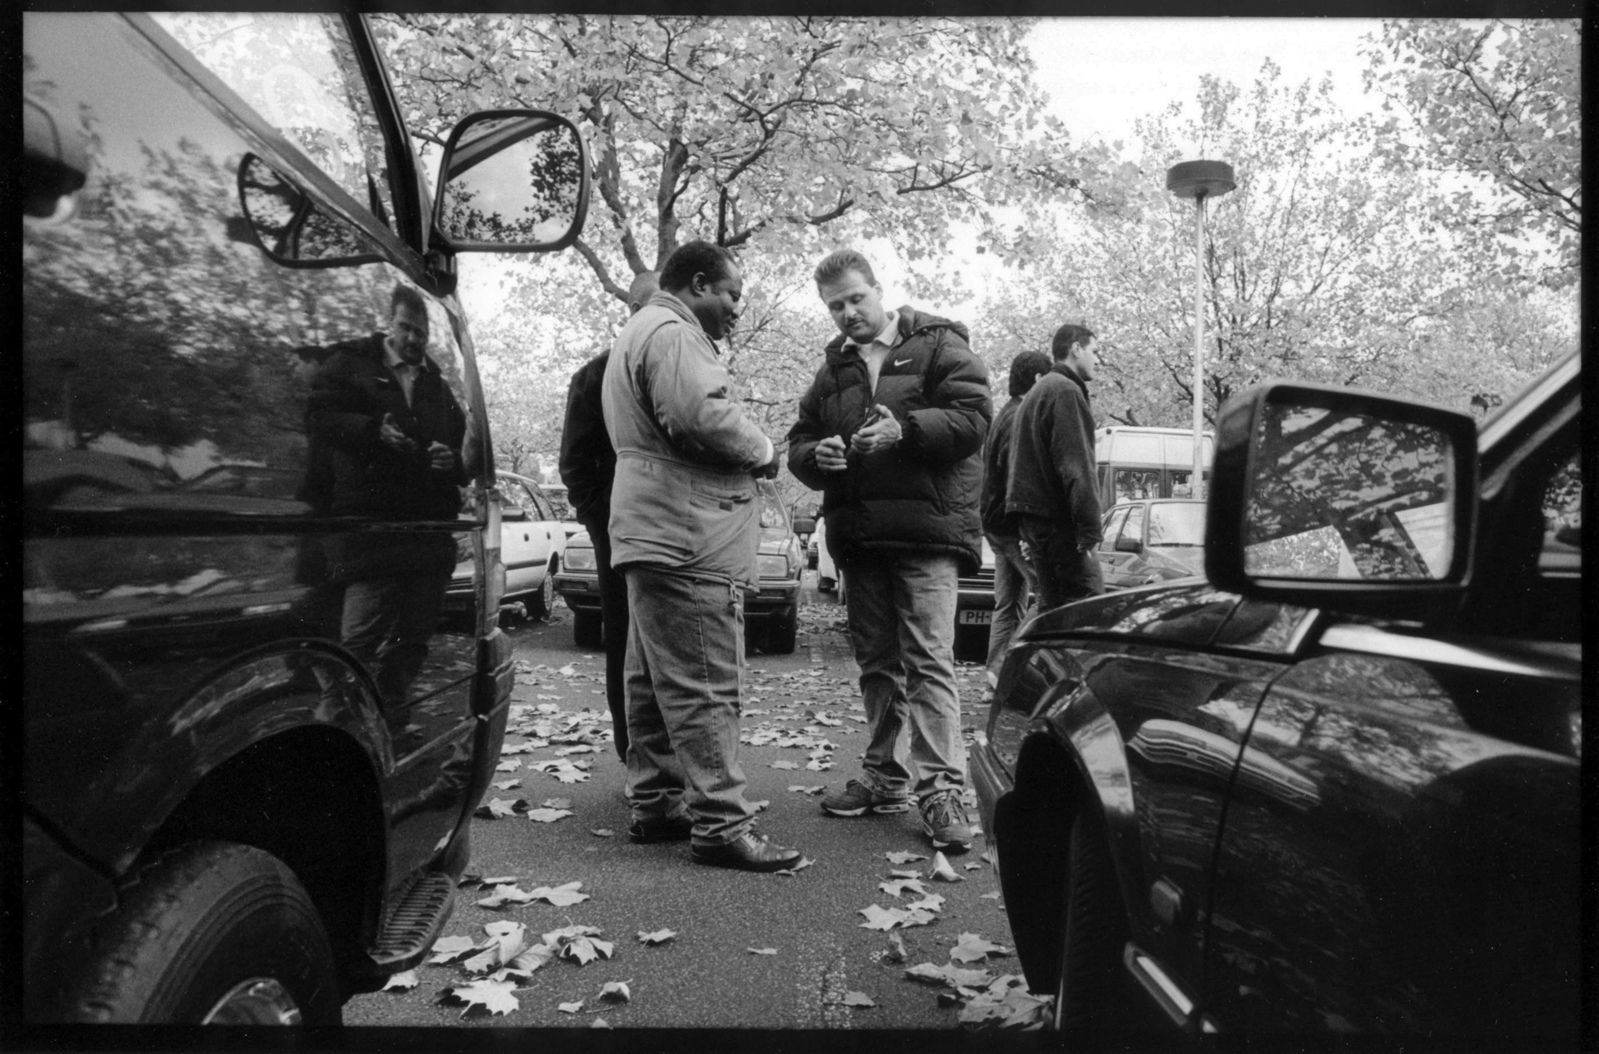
[{"xmin": 22, "ymin": 12, "xmax": 588, "ymax": 1024}]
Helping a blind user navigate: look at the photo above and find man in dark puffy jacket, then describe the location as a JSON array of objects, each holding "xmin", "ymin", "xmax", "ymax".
[
  {"xmin": 559, "ymin": 270, "xmax": 658, "ymax": 760},
  {"xmin": 980, "ymin": 350, "xmax": 1053, "ymax": 690},
  {"xmin": 1006, "ymin": 322, "xmax": 1105, "ymax": 609},
  {"xmin": 787, "ymin": 249, "xmax": 991, "ymax": 854}
]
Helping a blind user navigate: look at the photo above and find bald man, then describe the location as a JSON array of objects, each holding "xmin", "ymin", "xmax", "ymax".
[{"xmin": 560, "ymin": 271, "xmax": 659, "ymax": 761}]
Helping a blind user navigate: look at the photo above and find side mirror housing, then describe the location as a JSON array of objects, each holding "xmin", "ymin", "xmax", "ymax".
[
  {"xmin": 792, "ymin": 516, "xmax": 816, "ymax": 536},
  {"xmin": 1114, "ymin": 535, "xmax": 1141, "ymax": 554},
  {"xmin": 435, "ymin": 110, "xmax": 590, "ymax": 253},
  {"xmin": 1205, "ymin": 381, "xmax": 1478, "ymax": 621}
]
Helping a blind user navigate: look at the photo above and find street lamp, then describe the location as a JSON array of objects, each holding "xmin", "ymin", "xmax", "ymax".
[{"xmin": 1165, "ymin": 159, "xmax": 1235, "ymax": 501}]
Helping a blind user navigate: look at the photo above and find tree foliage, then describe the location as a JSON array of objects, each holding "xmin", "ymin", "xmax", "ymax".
[{"xmin": 1363, "ymin": 20, "xmax": 1581, "ymax": 287}]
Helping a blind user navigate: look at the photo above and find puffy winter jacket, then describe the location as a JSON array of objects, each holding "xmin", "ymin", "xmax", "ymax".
[{"xmin": 787, "ymin": 306, "xmax": 991, "ymax": 576}]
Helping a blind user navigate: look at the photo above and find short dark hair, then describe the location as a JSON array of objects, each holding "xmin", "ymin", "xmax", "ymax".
[
  {"xmin": 1008, "ymin": 350, "xmax": 1054, "ymax": 398},
  {"xmin": 813, "ymin": 249, "xmax": 876, "ymax": 288},
  {"xmin": 660, "ymin": 241, "xmax": 737, "ymax": 295},
  {"xmin": 1051, "ymin": 323, "xmax": 1096, "ymax": 361},
  {"xmin": 390, "ymin": 283, "xmax": 428, "ymax": 319}
]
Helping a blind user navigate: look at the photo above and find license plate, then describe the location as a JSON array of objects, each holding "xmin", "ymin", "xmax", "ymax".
[{"xmin": 958, "ymin": 609, "xmax": 992, "ymax": 625}]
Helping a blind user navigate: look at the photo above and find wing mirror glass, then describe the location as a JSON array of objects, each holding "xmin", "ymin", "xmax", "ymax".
[
  {"xmin": 436, "ymin": 110, "xmax": 590, "ymax": 252},
  {"xmin": 235, "ymin": 154, "xmax": 380, "ymax": 267},
  {"xmin": 1115, "ymin": 536, "xmax": 1142, "ymax": 554}
]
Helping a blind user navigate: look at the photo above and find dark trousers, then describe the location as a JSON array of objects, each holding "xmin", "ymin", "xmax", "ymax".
[
  {"xmin": 1018, "ymin": 515, "xmax": 1104, "ymax": 611},
  {"xmin": 583, "ymin": 517, "xmax": 630, "ymax": 759}
]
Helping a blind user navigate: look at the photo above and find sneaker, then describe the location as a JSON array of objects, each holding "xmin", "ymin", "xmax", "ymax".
[
  {"xmin": 690, "ymin": 830, "xmax": 803, "ymax": 873},
  {"xmin": 628, "ymin": 814, "xmax": 694, "ymax": 844},
  {"xmin": 920, "ymin": 791, "xmax": 973, "ymax": 853},
  {"xmin": 820, "ymin": 778, "xmax": 913, "ymax": 817}
]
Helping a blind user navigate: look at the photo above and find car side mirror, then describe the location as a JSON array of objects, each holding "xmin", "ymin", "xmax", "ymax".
[
  {"xmin": 1205, "ymin": 382, "xmax": 1477, "ymax": 620},
  {"xmin": 435, "ymin": 110, "xmax": 590, "ymax": 252},
  {"xmin": 792, "ymin": 516, "xmax": 816, "ymax": 536},
  {"xmin": 1114, "ymin": 536, "xmax": 1142, "ymax": 554},
  {"xmin": 234, "ymin": 154, "xmax": 382, "ymax": 268}
]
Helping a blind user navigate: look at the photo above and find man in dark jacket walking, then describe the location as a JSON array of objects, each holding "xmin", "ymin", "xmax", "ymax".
[
  {"xmin": 559, "ymin": 270, "xmax": 658, "ymax": 760},
  {"xmin": 1006, "ymin": 323, "xmax": 1104, "ymax": 610},
  {"xmin": 980, "ymin": 350, "xmax": 1053, "ymax": 689},
  {"xmin": 787, "ymin": 249, "xmax": 991, "ymax": 854}
]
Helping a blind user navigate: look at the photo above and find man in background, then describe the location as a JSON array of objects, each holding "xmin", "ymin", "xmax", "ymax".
[
  {"xmin": 980, "ymin": 350, "xmax": 1053, "ymax": 689},
  {"xmin": 1006, "ymin": 323, "xmax": 1105, "ymax": 610},
  {"xmin": 560, "ymin": 270, "xmax": 659, "ymax": 760}
]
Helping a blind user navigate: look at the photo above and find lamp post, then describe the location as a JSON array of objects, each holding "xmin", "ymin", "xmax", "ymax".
[{"xmin": 1165, "ymin": 159, "xmax": 1235, "ymax": 501}]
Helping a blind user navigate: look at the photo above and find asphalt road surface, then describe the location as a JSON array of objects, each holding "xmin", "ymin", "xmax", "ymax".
[{"xmin": 342, "ymin": 576, "xmax": 1031, "ymax": 1032}]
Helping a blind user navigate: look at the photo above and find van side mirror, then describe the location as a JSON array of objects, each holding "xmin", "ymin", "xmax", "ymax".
[
  {"xmin": 435, "ymin": 110, "xmax": 590, "ymax": 253},
  {"xmin": 1205, "ymin": 382, "xmax": 1477, "ymax": 620},
  {"xmin": 792, "ymin": 516, "xmax": 816, "ymax": 536}
]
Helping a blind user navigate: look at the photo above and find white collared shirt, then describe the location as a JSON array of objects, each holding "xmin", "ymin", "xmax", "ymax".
[
  {"xmin": 383, "ymin": 341, "xmax": 419, "ymax": 406},
  {"xmin": 843, "ymin": 309, "xmax": 900, "ymax": 394}
]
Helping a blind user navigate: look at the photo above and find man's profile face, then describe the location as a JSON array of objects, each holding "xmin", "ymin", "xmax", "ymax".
[
  {"xmin": 388, "ymin": 302, "xmax": 429, "ymax": 365},
  {"xmin": 1069, "ymin": 336, "xmax": 1099, "ymax": 382},
  {"xmin": 690, "ymin": 265, "xmax": 744, "ymax": 341},
  {"xmin": 819, "ymin": 269, "xmax": 888, "ymax": 345}
]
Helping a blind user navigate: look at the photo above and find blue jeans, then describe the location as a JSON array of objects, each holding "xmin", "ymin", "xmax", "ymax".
[
  {"xmin": 985, "ymin": 531, "xmax": 1036, "ymax": 686},
  {"xmin": 841, "ymin": 551, "xmax": 965, "ymax": 799},
  {"xmin": 622, "ymin": 565, "xmax": 756, "ymax": 847}
]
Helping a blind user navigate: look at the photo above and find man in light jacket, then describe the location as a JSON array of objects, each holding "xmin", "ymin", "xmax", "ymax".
[
  {"xmin": 601, "ymin": 240, "xmax": 803, "ymax": 873},
  {"xmin": 1006, "ymin": 323, "xmax": 1105, "ymax": 609}
]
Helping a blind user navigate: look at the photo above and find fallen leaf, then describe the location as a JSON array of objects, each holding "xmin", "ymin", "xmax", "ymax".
[
  {"xmin": 476, "ymin": 884, "xmax": 536, "ymax": 908},
  {"xmin": 443, "ymin": 979, "xmax": 520, "ymax": 1017},
  {"xmin": 930, "ymin": 851, "xmax": 965, "ymax": 882},
  {"xmin": 541, "ymin": 797, "xmax": 572, "ymax": 809},
  {"xmin": 475, "ymin": 798, "xmax": 524, "ymax": 819},
  {"xmin": 842, "ymin": 991, "xmax": 875, "ymax": 1007},
  {"xmin": 749, "ymin": 799, "xmax": 771, "ymax": 813},
  {"xmin": 495, "ymin": 759, "xmax": 521, "ymax": 772},
  {"xmin": 747, "ymin": 947, "xmax": 778, "ymax": 955},
  {"xmin": 950, "ymin": 933, "xmax": 1012, "ymax": 964},
  {"xmin": 788, "ymin": 785, "xmax": 825, "ymax": 796},
  {"xmin": 879, "ymin": 877, "xmax": 928, "ymax": 898},
  {"xmin": 526, "ymin": 808, "xmax": 574, "ymax": 823},
  {"xmin": 886, "ymin": 851, "xmax": 928, "ymax": 865},
  {"xmin": 558, "ymin": 1000, "xmax": 584, "ymax": 1014},
  {"xmin": 527, "ymin": 881, "xmax": 590, "ymax": 907},
  {"xmin": 905, "ymin": 962, "xmax": 996, "ymax": 988},
  {"xmin": 480, "ymin": 875, "xmax": 519, "ymax": 886},
  {"xmin": 382, "ymin": 969, "xmax": 418, "ymax": 991},
  {"xmin": 557, "ymin": 664, "xmax": 578, "ymax": 676},
  {"xmin": 429, "ymin": 935, "xmax": 479, "ymax": 964},
  {"xmin": 957, "ymin": 975, "xmax": 1053, "ymax": 1029},
  {"xmin": 599, "ymin": 981, "xmax": 631, "ymax": 1003},
  {"xmin": 771, "ymin": 760, "xmax": 800, "ymax": 770},
  {"xmin": 889, "ymin": 868, "xmax": 922, "ymax": 879},
  {"xmin": 884, "ymin": 933, "xmax": 908, "ymax": 964},
  {"xmin": 637, "ymin": 929, "xmax": 677, "ymax": 945},
  {"xmin": 857, "ymin": 904, "xmax": 905, "ymax": 931},
  {"xmin": 553, "ymin": 769, "xmax": 591, "ymax": 784},
  {"xmin": 776, "ymin": 857, "xmax": 815, "ymax": 876},
  {"xmin": 592, "ymin": 1018, "xmax": 611, "ymax": 1028},
  {"xmin": 591, "ymin": 828, "xmax": 616, "ymax": 838},
  {"xmin": 505, "ymin": 945, "xmax": 555, "ymax": 975},
  {"xmin": 980, "ymin": 891, "xmax": 1003, "ymax": 900},
  {"xmin": 905, "ymin": 893, "xmax": 946, "ymax": 914},
  {"xmin": 493, "ymin": 779, "xmax": 522, "ymax": 790},
  {"xmin": 963, "ymin": 862, "xmax": 986, "ymax": 871}
]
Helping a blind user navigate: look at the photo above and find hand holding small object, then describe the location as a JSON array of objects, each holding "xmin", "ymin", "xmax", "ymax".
[{"xmin": 816, "ymin": 435, "xmax": 849, "ymax": 473}]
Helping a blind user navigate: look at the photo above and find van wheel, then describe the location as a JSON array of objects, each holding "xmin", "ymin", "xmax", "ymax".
[
  {"xmin": 62, "ymin": 841, "xmax": 341, "ymax": 1024},
  {"xmin": 1053, "ymin": 810, "xmax": 1135, "ymax": 1033},
  {"xmin": 573, "ymin": 610, "xmax": 603, "ymax": 649},
  {"xmin": 529, "ymin": 568, "xmax": 556, "ymax": 620}
]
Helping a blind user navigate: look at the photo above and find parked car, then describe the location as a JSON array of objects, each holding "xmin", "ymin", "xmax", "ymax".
[
  {"xmin": 538, "ymin": 481, "xmax": 586, "ymax": 540},
  {"xmin": 971, "ymin": 352, "xmax": 1580, "ymax": 1039},
  {"xmin": 22, "ymin": 11, "xmax": 588, "ymax": 1025},
  {"xmin": 554, "ymin": 479, "xmax": 804, "ymax": 653},
  {"xmin": 1096, "ymin": 497, "xmax": 1206, "ymax": 590},
  {"xmin": 448, "ymin": 471, "xmax": 566, "ymax": 619}
]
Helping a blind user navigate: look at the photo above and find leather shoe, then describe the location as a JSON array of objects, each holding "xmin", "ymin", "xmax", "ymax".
[
  {"xmin": 628, "ymin": 814, "xmax": 693, "ymax": 844},
  {"xmin": 690, "ymin": 830, "xmax": 803, "ymax": 873}
]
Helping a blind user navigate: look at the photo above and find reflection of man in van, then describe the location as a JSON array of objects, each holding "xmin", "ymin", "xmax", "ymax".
[{"xmin": 306, "ymin": 284, "xmax": 466, "ymax": 714}]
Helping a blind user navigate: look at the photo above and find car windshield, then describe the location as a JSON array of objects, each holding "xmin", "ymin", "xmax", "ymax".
[{"xmin": 1148, "ymin": 503, "xmax": 1206, "ymax": 547}]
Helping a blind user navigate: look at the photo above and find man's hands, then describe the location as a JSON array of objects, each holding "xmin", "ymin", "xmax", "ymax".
[
  {"xmin": 816, "ymin": 404, "xmax": 902, "ymax": 473},
  {"xmin": 381, "ymin": 413, "xmax": 457, "ymax": 473},
  {"xmin": 815, "ymin": 435, "xmax": 849, "ymax": 474},
  {"xmin": 427, "ymin": 441, "xmax": 457, "ymax": 473}
]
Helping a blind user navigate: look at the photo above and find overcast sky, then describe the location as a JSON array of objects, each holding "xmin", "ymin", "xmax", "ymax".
[{"xmin": 1027, "ymin": 17, "xmax": 1389, "ymax": 149}]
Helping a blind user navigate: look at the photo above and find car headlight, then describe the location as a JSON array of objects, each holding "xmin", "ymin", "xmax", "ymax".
[
  {"xmin": 564, "ymin": 546, "xmax": 596, "ymax": 571},
  {"xmin": 757, "ymin": 553, "xmax": 791, "ymax": 580}
]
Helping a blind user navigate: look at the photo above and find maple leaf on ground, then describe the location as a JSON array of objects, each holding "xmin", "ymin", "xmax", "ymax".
[
  {"xmin": 553, "ymin": 770, "xmax": 590, "ymax": 784},
  {"xmin": 527, "ymin": 881, "xmax": 590, "ymax": 907},
  {"xmin": 526, "ymin": 807, "xmax": 574, "ymax": 823},
  {"xmin": 788, "ymin": 785, "xmax": 825, "ymax": 795},
  {"xmin": 428, "ymin": 935, "xmax": 479, "ymax": 964},
  {"xmin": 771, "ymin": 760, "xmax": 800, "ymax": 770},
  {"xmin": 442, "ymin": 979, "xmax": 520, "ymax": 1018},
  {"xmin": 957, "ymin": 975, "xmax": 1053, "ymax": 1030},
  {"xmin": 879, "ymin": 877, "xmax": 928, "ymax": 898},
  {"xmin": 557, "ymin": 664, "xmax": 578, "ymax": 676},
  {"xmin": 980, "ymin": 891, "xmax": 1003, "ymax": 900},
  {"xmin": 541, "ymin": 797, "xmax": 572, "ymax": 809},
  {"xmin": 558, "ymin": 1000, "xmax": 584, "ymax": 1014},
  {"xmin": 950, "ymin": 933, "xmax": 1012, "ymax": 964},
  {"xmin": 747, "ymin": 947, "xmax": 778, "ymax": 955},
  {"xmin": 905, "ymin": 893, "xmax": 946, "ymax": 914},
  {"xmin": 898, "ymin": 909, "xmax": 939, "ymax": 928},
  {"xmin": 493, "ymin": 779, "xmax": 522, "ymax": 790},
  {"xmin": 476, "ymin": 884, "xmax": 536, "ymax": 909},
  {"xmin": 480, "ymin": 875, "xmax": 519, "ymax": 886},
  {"xmin": 857, "ymin": 904, "xmax": 906, "ymax": 932},
  {"xmin": 495, "ymin": 759, "xmax": 521, "ymax": 772},
  {"xmin": 637, "ymin": 929, "xmax": 677, "ymax": 945},
  {"xmin": 841, "ymin": 991, "xmax": 875, "ymax": 1007},
  {"xmin": 504, "ymin": 945, "xmax": 556, "ymax": 976},
  {"xmin": 592, "ymin": 1018, "xmax": 611, "ymax": 1028},
  {"xmin": 930, "ymin": 851, "xmax": 965, "ymax": 882},
  {"xmin": 776, "ymin": 857, "xmax": 815, "ymax": 876},
  {"xmin": 886, "ymin": 851, "xmax": 928, "ymax": 865},
  {"xmin": 905, "ymin": 962, "xmax": 996, "ymax": 988},
  {"xmin": 475, "ymin": 797, "xmax": 524, "ymax": 819},
  {"xmin": 889, "ymin": 868, "xmax": 923, "ymax": 880},
  {"xmin": 591, "ymin": 828, "xmax": 616, "ymax": 837},
  {"xmin": 382, "ymin": 969, "xmax": 418, "ymax": 992},
  {"xmin": 599, "ymin": 981, "xmax": 632, "ymax": 1003}
]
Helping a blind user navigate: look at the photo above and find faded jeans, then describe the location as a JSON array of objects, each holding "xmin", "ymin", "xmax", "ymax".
[
  {"xmin": 985, "ymin": 531, "xmax": 1036, "ymax": 687},
  {"xmin": 622, "ymin": 564, "xmax": 757, "ymax": 847},
  {"xmin": 841, "ymin": 551, "xmax": 965, "ymax": 800}
]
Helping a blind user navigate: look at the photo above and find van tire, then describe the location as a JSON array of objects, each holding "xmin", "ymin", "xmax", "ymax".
[{"xmin": 61, "ymin": 841, "xmax": 341, "ymax": 1025}]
